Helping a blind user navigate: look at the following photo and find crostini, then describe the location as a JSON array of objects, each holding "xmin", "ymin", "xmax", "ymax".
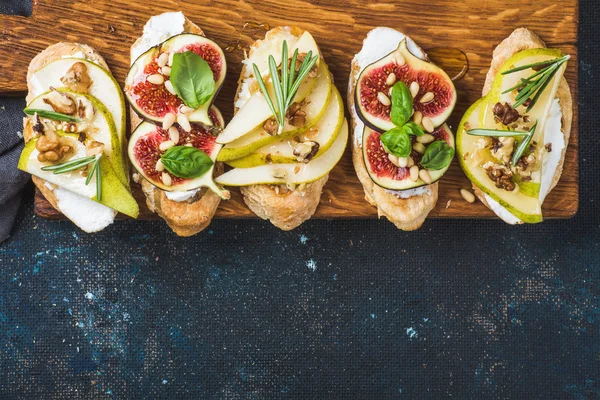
[
  {"xmin": 125, "ymin": 12, "xmax": 230, "ymax": 236},
  {"xmin": 18, "ymin": 43, "xmax": 138, "ymax": 232},
  {"xmin": 215, "ymin": 26, "xmax": 347, "ymax": 230},
  {"xmin": 456, "ymin": 28, "xmax": 572, "ymax": 224},
  {"xmin": 349, "ymin": 28, "xmax": 457, "ymax": 231}
]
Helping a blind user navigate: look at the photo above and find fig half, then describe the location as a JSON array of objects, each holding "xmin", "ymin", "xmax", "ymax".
[
  {"xmin": 355, "ymin": 40, "xmax": 456, "ymax": 132},
  {"xmin": 128, "ymin": 106, "xmax": 229, "ymax": 198},
  {"xmin": 362, "ymin": 124, "xmax": 455, "ymax": 190},
  {"xmin": 125, "ymin": 33, "xmax": 226, "ymax": 127}
]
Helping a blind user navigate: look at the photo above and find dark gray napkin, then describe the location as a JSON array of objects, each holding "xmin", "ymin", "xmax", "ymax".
[
  {"xmin": 0, "ymin": 1, "xmax": 31, "ymax": 17},
  {"xmin": 0, "ymin": 97, "xmax": 30, "ymax": 242}
]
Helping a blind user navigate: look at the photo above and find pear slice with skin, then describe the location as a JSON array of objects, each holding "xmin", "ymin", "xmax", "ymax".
[
  {"xmin": 218, "ymin": 62, "xmax": 332, "ymax": 161},
  {"xmin": 30, "ymin": 58, "xmax": 126, "ymax": 148},
  {"xmin": 26, "ymin": 89, "xmax": 128, "ymax": 187},
  {"xmin": 226, "ymin": 87, "xmax": 344, "ymax": 168},
  {"xmin": 217, "ymin": 57, "xmax": 327, "ymax": 145},
  {"xmin": 456, "ymin": 98, "xmax": 542, "ymax": 223},
  {"xmin": 18, "ymin": 133, "xmax": 139, "ymax": 218},
  {"xmin": 216, "ymin": 119, "xmax": 348, "ymax": 187}
]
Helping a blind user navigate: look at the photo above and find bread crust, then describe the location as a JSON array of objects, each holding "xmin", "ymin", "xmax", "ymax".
[
  {"xmin": 474, "ymin": 28, "xmax": 573, "ymax": 217},
  {"xmin": 130, "ymin": 16, "xmax": 224, "ymax": 237},
  {"xmin": 24, "ymin": 42, "xmax": 118, "ymax": 221},
  {"xmin": 233, "ymin": 26, "xmax": 328, "ymax": 230},
  {"xmin": 348, "ymin": 35, "xmax": 437, "ymax": 231}
]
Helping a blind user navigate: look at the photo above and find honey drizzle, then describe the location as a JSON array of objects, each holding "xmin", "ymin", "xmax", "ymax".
[
  {"xmin": 426, "ymin": 47, "xmax": 469, "ymax": 81},
  {"xmin": 225, "ymin": 21, "xmax": 270, "ymax": 53}
]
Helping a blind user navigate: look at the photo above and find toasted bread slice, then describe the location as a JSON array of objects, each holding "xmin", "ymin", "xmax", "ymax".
[
  {"xmin": 474, "ymin": 28, "xmax": 573, "ymax": 222},
  {"xmin": 233, "ymin": 26, "xmax": 329, "ymax": 231},
  {"xmin": 348, "ymin": 30, "xmax": 438, "ymax": 231},
  {"xmin": 24, "ymin": 43, "xmax": 119, "ymax": 229},
  {"xmin": 130, "ymin": 15, "xmax": 223, "ymax": 237}
]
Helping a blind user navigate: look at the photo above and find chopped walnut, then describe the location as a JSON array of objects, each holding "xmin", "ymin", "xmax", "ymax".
[
  {"xmin": 43, "ymin": 90, "xmax": 77, "ymax": 115},
  {"xmin": 490, "ymin": 137, "xmax": 515, "ymax": 164},
  {"xmin": 36, "ymin": 129, "xmax": 74, "ymax": 164},
  {"xmin": 293, "ymin": 141, "xmax": 319, "ymax": 163},
  {"xmin": 263, "ymin": 117, "xmax": 278, "ymax": 135},
  {"xmin": 493, "ymin": 102, "xmax": 520, "ymax": 126},
  {"xmin": 545, "ymin": 143, "xmax": 552, "ymax": 152},
  {"xmin": 286, "ymin": 101, "xmax": 307, "ymax": 127},
  {"xmin": 33, "ymin": 114, "xmax": 45, "ymax": 135},
  {"xmin": 484, "ymin": 161, "xmax": 516, "ymax": 191},
  {"xmin": 290, "ymin": 53, "xmax": 318, "ymax": 78},
  {"xmin": 61, "ymin": 62, "xmax": 93, "ymax": 93}
]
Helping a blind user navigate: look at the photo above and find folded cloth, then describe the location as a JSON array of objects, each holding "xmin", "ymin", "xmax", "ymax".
[
  {"xmin": 0, "ymin": 1, "xmax": 32, "ymax": 16},
  {"xmin": 0, "ymin": 97, "xmax": 30, "ymax": 242}
]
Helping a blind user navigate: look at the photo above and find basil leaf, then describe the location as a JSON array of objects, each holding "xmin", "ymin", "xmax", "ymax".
[
  {"xmin": 420, "ymin": 140, "xmax": 455, "ymax": 170},
  {"xmin": 170, "ymin": 51, "xmax": 215, "ymax": 109},
  {"xmin": 380, "ymin": 128, "xmax": 411, "ymax": 158},
  {"xmin": 160, "ymin": 146, "xmax": 213, "ymax": 179},
  {"xmin": 402, "ymin": 121, "xmax": 424, "ymax": 137},
  {"xmin": 23, "ymin": 108, "xmax": 81, "ymax": 122},
  {"xmin": 390, "ymin": 81, "xmax": 413, "ymax": 127}
]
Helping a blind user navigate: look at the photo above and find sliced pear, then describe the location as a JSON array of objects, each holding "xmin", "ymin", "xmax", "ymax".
[
  {"xmin": 26, "ymin": 90, "xmax": 128, "ymax": 187},
  {"xmin": 217, "ymin": 58, "xmax": 328, "ymax": 145},
  {"xmin": 218, "ymin": 64, "xmax": 332, "ymax": 160},
  {"xmin": 456, "ymin": 98, "xmax": 542, "ymax": 223},
  {"xmin": 18, "ymin": 133, "xmax": 139, "ymax": 218},
  {"xmin": 30, "ymin": 58, "xmax": 126, "ymax": 146},
  {"xmin": 216, "ymin": 119, "xmax": 348, "ymax": 187},
  {"xmin": 226, "ymin": 87, "xmax": 344, "ymax": 167}
]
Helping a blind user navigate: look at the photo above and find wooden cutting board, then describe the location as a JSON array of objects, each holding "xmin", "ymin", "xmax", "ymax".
[{"xmin": 0, "ymin": 0, "xmax": 579, "ymax": 220}]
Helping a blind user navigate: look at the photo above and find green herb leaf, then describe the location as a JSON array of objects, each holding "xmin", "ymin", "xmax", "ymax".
[
  {"xmin": 420, "ymin": 140, "xmax": 454, "ymax": 170},
  {"xmin": 390, "ymin": 82, "xmax": 413, "ymax": 127},
  {"xmin": 402, "ymin": 121, "xmax": 424, "ymax": 137},
  {"xmin": 170, "ymin": 51, "xmax": 215, "ymax": 109},
  {"xmin": 511, "ymin": 121, "xmax": 538, "ymax": 166},
  {"xmin": 23, "ymin": 108, "xmax": 81, "ymax": 122},
  {"xmin": 380, "ymin": 128, "xmax": 412, "ymax": 158},
  {"xmin": 160, "ymin": 146, "xmax": 213, "ymax": 179}
]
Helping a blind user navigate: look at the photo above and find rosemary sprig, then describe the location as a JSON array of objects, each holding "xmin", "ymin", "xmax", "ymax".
[
  {"xmin": 467, "ymin": 121, "xmax": 538, "ymax": 166},
  {"xmin": 23, "ymin": 108, "xmax": 81, "ymax": 122},
  {"xmin": 501, "ymin": 55, "xmax": 569, "ymax": 112},
  {"xmin": 253, "ymin": 41, "xmax": 319, "ymax": 134},
  {"xmin": 41, "ymin": 154, "xmax": 103, "ymax": 201}
]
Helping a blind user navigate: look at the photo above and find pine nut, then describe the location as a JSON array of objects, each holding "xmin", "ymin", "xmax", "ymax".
[
  {"xmin": 407, "ymin": 157, "xmax": 415, "ymax": 167},
  {"xmin": 164, "ymin": 80, "xmax": 176, "ymax": 95},
  {"xmin": 157, "ymin": 52, "xmax": 169, "ymax": 67},
  {"xmin": 413, "ymin": 110, "xmax": 423, "ymax": 125},
  {"xmin": 168, "ymin": 52, "xmax": 174, "ymax": 66},
  {"xmin": 419, "ymin": 169, "xmax": 432, "ymax": 184},
  {"xmin": 460, "ymin": 188, "xmax": 476, "ymax": 203},
  {"xmin": 159, "ymin": 140, "xmax": 175, "ymax": 151},
  {"xmin": 388, "ymin": 153, "xmax": 399, "ymax": 166},
  {"xmin": 155, "ymin": 159, "xmax": 165, "ymax": 172},
  {"xmin": 397, "ymin": 157, "xmax": 408, "ymax": 168},
  {"xmin": 180, "ymin": 105, "xmax": 195, "ymax": 114},
  {"xmin": 377, "ymin": 92, "xmax": 391, "ymax": 106},
  {"xmin": 161, "ymin": 172, "xmax": 172, "ymax": 186},
  {"xmin": 417, "ymin": 133, "xmax": 435, "ymax": 144},
  {"xmin": 161, "ymin": 66, "xmax": 171, "ymax": 76},
  {"xmin": 394, "ymin": 53, "xmax": 406, "ymax": 66},
  {"xmin": 420, "ymin": 92, "xmax": 435, "ymax": 103},
  {"xmin": 409, "ymin": 165, "xmax": 419, "ymax": 182},
  {"xmin": 386, "ymin": 73, "xmax": 396, "ymax": 86},
  {"xmin": 168, "ymin": 126, "xmax": 180, "ymax": 144},
  {"xmin": 422, "ymin": 116, "xmax": 435, "ymax": 133},
  {"xmin": 410, "ymin": 81, "xmax": 420, "ymax": 98},
  {"xmin": 162, "ymin": 112, "xmax": 176, "ymax": 130},
  {"xmin": 177, "ymin": 113, "xmax": 192, "ymax": 132},
  {"xmin": 147, "ymin": 74, "xmax": 164, "ymax": 85},
  {"xmin": 413, "ymin": 142, "xmax": 426, "ymax": 154}
]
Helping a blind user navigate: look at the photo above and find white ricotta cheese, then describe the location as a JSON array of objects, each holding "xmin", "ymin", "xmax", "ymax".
[
  {"xmin": 350, "ymin": 27, "xmax": 426, "ymax": 147},
  {"xmin": 54, "ymin": 189, "xmax": 115, "ymax": 233},
  {"xmin": 484, "ymin": 99, "xmax": 564, "ymax": 223},
  {"xmin": 62, "ymin": 51, "xmax": 86, "ymax": 60},
  {"xmin": 165, "ymin": 188, "xmax": 200, "ymax": 202},
  {"xmin": 131, "ymin": 11, "xmax": 186, "ymax": 61},
  {"xmin": 385, "ymin": 186, "xmax": 431, "ymax": 199}
]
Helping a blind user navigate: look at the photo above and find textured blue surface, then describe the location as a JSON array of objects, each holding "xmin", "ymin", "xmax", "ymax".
[{"xmin": 1, "ymin": 3, "xmax": 599, "ymax": 399}]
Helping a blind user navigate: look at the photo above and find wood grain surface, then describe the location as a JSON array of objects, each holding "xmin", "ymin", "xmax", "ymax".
[{"xmin": 0, "ymin": 0, "xmax": 579, "ymax": 220}]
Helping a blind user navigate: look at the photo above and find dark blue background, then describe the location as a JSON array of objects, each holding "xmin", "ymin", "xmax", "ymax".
[{"xmin": 1, "ymin": 2, "xmax": 598, "ymax": 399}]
